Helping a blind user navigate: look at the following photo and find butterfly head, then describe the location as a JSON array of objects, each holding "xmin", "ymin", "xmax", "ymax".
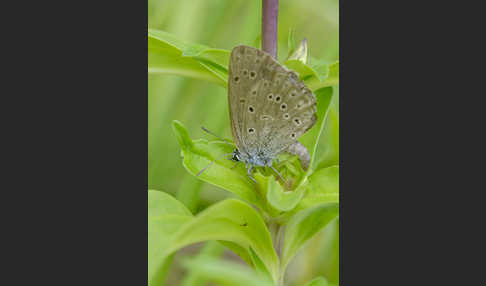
[
  {"xmin": 231, "ymin": 149, "xmax": 241, "ymax": 162},
  {"xmin": 231, "ymin": 148, "xmax": 273, "ymax": 167}
]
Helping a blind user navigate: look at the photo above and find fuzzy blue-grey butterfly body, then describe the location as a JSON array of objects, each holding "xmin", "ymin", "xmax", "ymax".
[{"xmin": 228, "ymin": 45, "xmax": 317, "ymax": 177}]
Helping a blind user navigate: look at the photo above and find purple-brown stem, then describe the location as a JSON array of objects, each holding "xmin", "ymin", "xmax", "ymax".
[{"xmin": 262, "ymin": 0, "xmax": 278, "ymax": 59}]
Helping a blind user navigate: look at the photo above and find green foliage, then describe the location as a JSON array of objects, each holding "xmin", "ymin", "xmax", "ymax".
[
  {"xmin": 182, "ymin": 257, "xmax": 275, "ymax": 286},
  {"xmin": 297, "ymin": 166, "xmax": 339, "ymax": 211},
  {"xmin": 148, "ymin": 1, "xmax": 339, "ymax": 285},
  {"xmin": 148, "ymin": 190, "xmax": 193, "ymax": 286},
  {"xmin": 165, "ymin": 199, "xmax": 280, "ymax": 282},
  {"xmin": 148, "ymin": 29, "xmax": 338, "ymax": 92},
  {"xmin": 281, "ymin": 203, "xmax": 339, "ymax": 273},
  {"xmin": 148, "ymin": 190, "xmax": 280, "ymax": 284},
  {"xmin": 148, "ymin": 29, "xmax": 229, "ymax": 86},
  {"xmin": 172, "ymin": 120, "xmax": 263, "ymax": 208},
  {"xmin": 266, "ymin": 175, "xmax": 305, "ymax": 212}
]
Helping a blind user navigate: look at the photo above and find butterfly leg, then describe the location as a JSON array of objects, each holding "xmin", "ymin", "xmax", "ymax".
[
  {"xmin": 230, "ymin": 161, "xmax": 239, "ymax": 170},
  {"xmin": 247, "ymin": 165, "xmax": 257, "ymax": 184},
  {"xmin": 270, "ymin": 165, "xmax": 285, "ymax": 182}
]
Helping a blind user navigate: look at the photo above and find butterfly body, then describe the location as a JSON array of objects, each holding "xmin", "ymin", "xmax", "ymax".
[
  {"xmin": 231, "ymin": 148, "xmax": 273, "ymax": 167},
  {"xmin": 227, "ymin": 45, "xmax": 318, "ymax": 178}
]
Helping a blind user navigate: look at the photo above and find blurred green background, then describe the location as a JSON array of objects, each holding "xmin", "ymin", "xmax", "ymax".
[{"xmin": 149, "ymin": 0, "xmax": 338, "ymax": 285}]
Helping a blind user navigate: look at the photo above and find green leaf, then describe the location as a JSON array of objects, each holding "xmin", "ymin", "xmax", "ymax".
[
  {"xmin": 172, "ymin": 120, "xmax": 263, "ymax": 208},
  {"xmin": 305, "ymin": 61, "xmax": 339, "ymax": 91},
  {"xmin": 149, "ymin": 189, "xmax": 192, "ymax": 217},
  {"xmin": 281, "ymin": 202, "xmax": 339, "ymax": 271},
  {"xmin": 297, "ymin": 166, "xmax": 339, "ymax": 210},
  {"xmin": 248, "ymin": 247, "xmax": 274, "ymax": 282},
  {"xmin": 182, "ymin": 257, "xmax": 275, "ymax": 286},
  {"xmin": 284, "ymin": 59, "xmax": 318, "ymax": 82},
  {"xmin": 309, "ymin": 59, "xmax": 330, "ymax": 82},
  {"xmin": 165, "ymin": 199, "xmax": 279, "ymax": 282},
  {"xmin": 305, "ymin": 276, "xmax": 329, "ymax": 286},
  {"xmin": 266, "ymin": 175, "xmax": 306, "ymax": 212},
  {"xmin": 148, "ymin": 190, "xmax": 193, "ymax": 286},
  {"xmin": 314, "ymin": 87, "xmax": 339, "ymax": 170},
  {"xmin": 299, "ymin": 87, "xmax": 334, "ymax": 170},
  {"xmin": 148, "ymin": 29, "xmax": 229, "ymax": 86},
  {"xmin": 148, "ymin": 29, "xmax": 337, "ymax": 91}
]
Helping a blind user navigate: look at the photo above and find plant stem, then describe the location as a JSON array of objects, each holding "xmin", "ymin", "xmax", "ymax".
[{"xmin": 262, "ymin": 0, "xmax": 278, "ymax": 59}]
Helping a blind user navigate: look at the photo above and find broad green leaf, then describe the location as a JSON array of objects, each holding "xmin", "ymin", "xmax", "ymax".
[
  {"xmin": 165, "ymin": 199, "xmax": 279, "ymax": 282},
  {"xmin": 148, "ymin": 29, "xmax": 229, "ymax": 86},
  {"xmin": 281, "ymin": 203, "xmax": 339, "ymax": 271},
  {"xmin": 149, "ymin": 29, "xmax": 230, "ymax": 71},
  {"xmin": 149, "ymin": 189, "xmax": 192, "ymax": 217},
  {"xmin": 314, "ymin": 87, "xmax": 339, "ymax": 170},
  {"xmin": 309, "ymin": 59, "xmax": 330, "ymax": 82},
  {"xmin": 182, "ymin": 257, "xmax": 275, "ymax": 286},
  {"xmin": 284, "ymin": 59, "xmax": 319, "ymax": 81},
  {"xmin": 305, "ymin": 61, "xmax": 339, "ymax": 91},
  {"xmin": 172, "ymin": 120, "xmax": 263, "ymax": 208},
  {"xmin": 297, "ymin": 166, "xmax": 339, "ymax": 210},
  {"xmin": 305, "ymin": 276, "xmax": 329, "ymax": 286},
  {"xmin": 217, "ymin": 242, "xmax": 273, "ymax": 283},
  {"xmin": 249, "ymin": 247, "xmax": 274, "ymax": 282},
  {"xmin": 148, "ymin": 34, "xmax": 223, "ymax": 85},
  {"xmin": 148, "ymin": 190, "xmax": 193, "ymax": 286},
  {"xmin": 299, "ymin": 87, "xmax": 334, "ymax": 169},
  {"xmin": 266, "ymin": 175, "xmax": 306, "ymax": 212}
]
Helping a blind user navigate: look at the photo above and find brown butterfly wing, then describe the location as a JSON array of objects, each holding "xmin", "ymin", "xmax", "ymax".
[{"xmin": 228, "ymin": 45, "xmax": 317, "ymax": 157}]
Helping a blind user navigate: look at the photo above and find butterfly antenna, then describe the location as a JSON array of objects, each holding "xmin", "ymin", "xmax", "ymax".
[
  {"xmin": 270, "ymin": 165, "xmax": 285, "ymax": 183},
  {"xmin": 197, "ymin": 160, "xmax": 215, "ymax": 176},
  {"xmin": 201, "ymin": 126, "xmax": 233, "ymax": 145},
  {"xmin": 196, "ymin": 152, "xmax": 234, "ymax": 177}
]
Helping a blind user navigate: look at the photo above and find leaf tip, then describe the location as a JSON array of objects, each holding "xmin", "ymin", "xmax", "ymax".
[{"xmin": 172, "ymin": 120, "xmax": 194, "ymax": 151}]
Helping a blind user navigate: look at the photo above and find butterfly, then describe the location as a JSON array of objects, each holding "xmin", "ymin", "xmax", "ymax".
[{"xmin": 200, "ymin": 45, "xmax": 317, "ymax": 182}]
